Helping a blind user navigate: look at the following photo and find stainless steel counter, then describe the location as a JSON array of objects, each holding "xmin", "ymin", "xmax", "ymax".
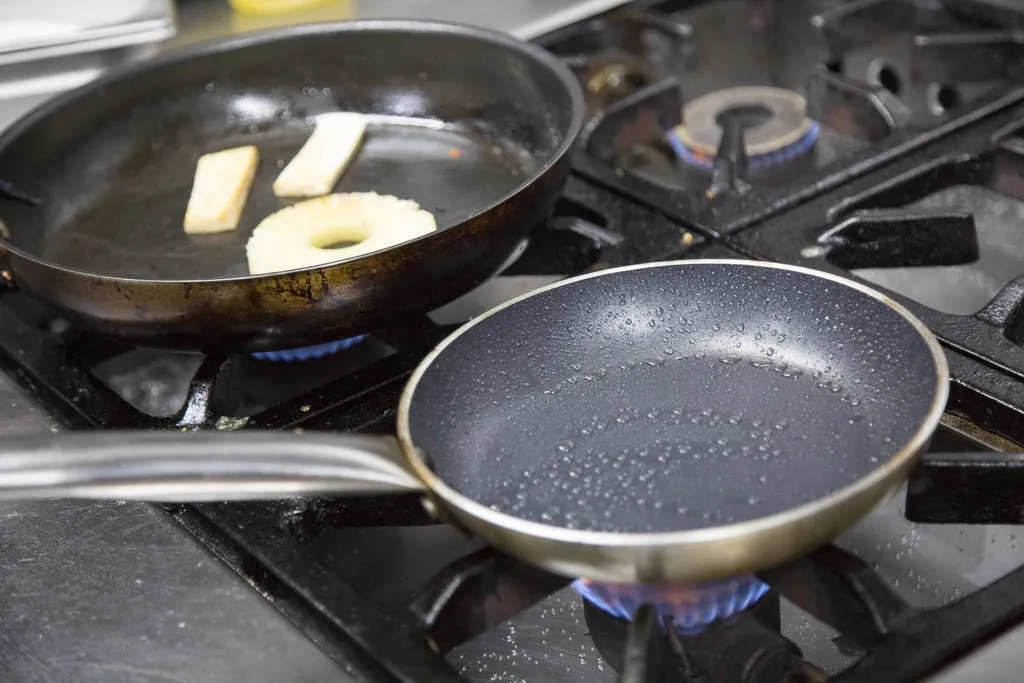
[
  {"xmin": 0, "ymin": 375, "xmax": 356, "ymax": 682},
  {"xmin": 0, "ymin": 1, "xmax": 624, "ymax": 680}
]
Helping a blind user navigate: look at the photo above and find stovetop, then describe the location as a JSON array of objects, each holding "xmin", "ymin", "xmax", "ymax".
[{"xmin": 6, "ymin": 1, "xmax": 1024, "ymax": 682}]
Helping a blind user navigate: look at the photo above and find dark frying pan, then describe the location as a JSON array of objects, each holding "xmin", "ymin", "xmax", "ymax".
[
  {"xmin": 0, "ymin": 20, "xmax": 582, "ymax": 353},
  {"xmin": 0, "ymin": 261, "xmax": 947, "ymax": 583}
]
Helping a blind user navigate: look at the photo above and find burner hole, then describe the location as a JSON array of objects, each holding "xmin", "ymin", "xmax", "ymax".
[
  {"xmin": 825, "ymin": 58, "xmax": 843, "ymax": 74},
  {"xmin": 928, "ymin": 83, "xmax": 961, "ymax": 115},
  {"xmin": 868, "ymin": 59, "xmax": 901, "ymax": 95},
  {"xmin": 715, "ymin": 104, "xmax": 773, "ymax": 130},
  {"xmin": 624, "ymin": 72, "xmax": 649, "ymax": 89}
]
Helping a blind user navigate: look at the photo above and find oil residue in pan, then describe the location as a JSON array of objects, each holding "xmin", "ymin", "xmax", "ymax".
[
  {"xmin": 37, "ymin": 115, "xmax": 541, "ymax": 281},
  {"xmin": 474, "ymin": 353, "xmax": 896, "ymax": 534}
]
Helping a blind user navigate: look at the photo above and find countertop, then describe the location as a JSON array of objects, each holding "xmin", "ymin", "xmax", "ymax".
[{"xmin": 0, "ymin": 377, "xmax": 356, "ymax": 682}]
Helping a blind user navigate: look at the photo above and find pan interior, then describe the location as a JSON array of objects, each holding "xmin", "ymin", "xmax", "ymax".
[
  {"xmin": 0, "ymin": 25, "xmax": 573, "ymax": 279},
  {"xmin": 408, "ymin": 263, "xmax": 942, "ymax": 535}
]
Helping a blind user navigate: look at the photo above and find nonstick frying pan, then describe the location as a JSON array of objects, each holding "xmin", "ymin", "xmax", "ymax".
[
  {"xmin": 0, "ymin": 261, "xmax": 948, "ymax": 583},
  {"xmin": 0, "ymin": 20, "xmax": 582, "ymax": 352}
]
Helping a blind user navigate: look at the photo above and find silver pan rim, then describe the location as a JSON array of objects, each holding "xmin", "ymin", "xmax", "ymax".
[{"xmin": 396, "ymin": 260, "xmax": 949, "ymax": 567}]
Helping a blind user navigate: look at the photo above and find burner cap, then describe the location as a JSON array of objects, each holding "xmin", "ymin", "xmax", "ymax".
[
  {"xmin": 251, "ymin": 335, "xmax": 367, "ymax": 362},
  {"xmin": 670, "ymin": 86, "xmax": 819, "ymax": 170}
]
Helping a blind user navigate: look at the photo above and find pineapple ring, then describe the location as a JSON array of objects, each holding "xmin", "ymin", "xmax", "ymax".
[{"xmin": 245, "ymin": 192, "xmax": 437, "ymax": 275}]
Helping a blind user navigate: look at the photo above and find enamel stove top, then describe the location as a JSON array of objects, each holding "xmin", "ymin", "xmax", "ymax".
[{"xmin": 6, "ymin": 1, "xmax": 1024, "ymax": 682}]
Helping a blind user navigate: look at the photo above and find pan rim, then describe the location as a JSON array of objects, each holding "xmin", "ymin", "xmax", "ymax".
[
  {"xmin": 396, "ymin": 259, "xmax": 949, "ymax": 555},
  {"xmin": 0, "ymin": 19, "xmax": 584, "ymax": 285}
]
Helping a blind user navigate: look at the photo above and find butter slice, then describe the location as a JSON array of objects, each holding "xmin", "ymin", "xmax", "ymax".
[
  {"xmin": 183, "ymin": 145, "xmax": 259, "ymax": 234},
  {"xmin": 273, "ymin": 112, "xmax": 366, "ymax": 197}
]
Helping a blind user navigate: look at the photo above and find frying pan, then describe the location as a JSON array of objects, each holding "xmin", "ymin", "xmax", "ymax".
[
  {"xmin": 0, "ymin": 261, "xmax": 947, "ymax": 583},
  {"xmin": 0, "ymin": 20, "xmax": 582, "ymax": 352}
]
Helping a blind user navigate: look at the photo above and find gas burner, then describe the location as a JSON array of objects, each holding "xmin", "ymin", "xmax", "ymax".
[
  {"xmin": 577, "ymin": 582, "xmax": 819, "ymax": 682},
  {"xmin": 668, "ymin": 86, "xmax": 820, "ymax": 172},
  {"xmin": 540, "ymin": 9, "xmax": 693, "ymax": 112},
  {"xmin": 572, "ymin": 575, "xmax": 770, "ymax": 634},
  {"xmin": 583, "ymin": 57, "xmax": 656, "ymax": 106},
  {"xmin": 807, "ymin": 0, "xmax": 1024, "ymax": 131},
  {"xmin": 251, "ymin": 335, "xmax": 369, "ymax": 362},
  {"xmin": 250, "ymin": 237, "xmax": 538, "ymax": 363}
]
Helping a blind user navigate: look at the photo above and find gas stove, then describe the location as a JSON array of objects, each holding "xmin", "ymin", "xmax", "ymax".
[{"xmin": 5, "ymin": 1, "xmax": 1024, "ymax": 682}]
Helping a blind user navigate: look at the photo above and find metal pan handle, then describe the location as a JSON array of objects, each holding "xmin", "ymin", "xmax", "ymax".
[{"xmin": 0, "ymin": 431, "xmax": 426, "ymax": 502}]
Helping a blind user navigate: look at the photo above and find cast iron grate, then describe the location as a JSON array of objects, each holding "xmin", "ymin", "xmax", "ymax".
[{"xmin": 6, "ymin": 2, "xmax": 1024, "ymax": 681}]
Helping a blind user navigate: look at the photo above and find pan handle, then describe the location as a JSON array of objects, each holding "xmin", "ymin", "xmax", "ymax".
[{"xmin": 0, "ymin": 431, "xmax": 427, "ymax": 502}]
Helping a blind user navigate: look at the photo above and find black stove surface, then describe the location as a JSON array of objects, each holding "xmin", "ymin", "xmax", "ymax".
[{"xmin": 6, "ymin": 1, "xmax": 1024, "ymax": 682}]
